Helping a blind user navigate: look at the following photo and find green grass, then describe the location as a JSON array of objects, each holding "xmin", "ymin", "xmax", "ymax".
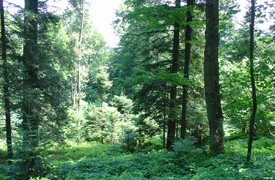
[{"xmin": 1, "ymin": 137, "xmax": 274, "ymax": 179}]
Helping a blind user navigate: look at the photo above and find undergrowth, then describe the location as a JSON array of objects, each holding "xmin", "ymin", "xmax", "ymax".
[{"xmin": 0, "ymin": 137, "xmax": 274, "ymax": 179}]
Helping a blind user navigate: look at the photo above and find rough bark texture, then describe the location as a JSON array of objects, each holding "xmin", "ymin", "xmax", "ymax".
[
  {"xmin": 204, "ymin": 0, "xmax": 224, "ymax": 155},
  {"xmin": 166, "ymin": 0, "xmax": 180, "ymax": 150},
  {"xmin": 1, "ymin": 0, "xmax": 13, "ymax": 160},
  {"xmin": 247, "ymin": 0, "xmax": 257, "ymax": 162},
  {"xmin": 181, "ymin": 0, "xmax": 194, "ymax": 139}
]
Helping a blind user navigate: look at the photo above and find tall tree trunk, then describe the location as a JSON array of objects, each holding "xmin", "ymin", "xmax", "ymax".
[
  {"xmin": 204, "ymin": 0, "xmax": 224, "ymax": 155},
  {"xmin": 181, "ymin": 0, "xmax": 194, "ymax": 139},
  {"xmin": 247, "ymin": 0, "xmax": 257, "ymax": 162},
  {"xmin": 166, "ymin": 0, "xmax": 180, "ymax": 150},
  {"xmin": 1, "ymin": 0, "xmax": 13, "ymax": 161},
  {"xmin": 77, "ymin": 2, "xmax": 84, "ymax": 126},
  {"xmin": 22, "ymin": 0, "xmax": 39, "ymax": 168}
]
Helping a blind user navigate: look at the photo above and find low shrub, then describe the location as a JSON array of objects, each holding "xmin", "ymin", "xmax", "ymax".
[{"xmin": 1, "ymin": 137, "xmax": 274, "ymax": 179}]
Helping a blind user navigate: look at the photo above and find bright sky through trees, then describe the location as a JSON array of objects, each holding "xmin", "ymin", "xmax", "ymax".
[
  {"xmin": 90, "ymin": 0, "xmax": 122, "ymax": 47},
  {"xmin": 4, "ymin": 0, "xmax": 272, "ymax": 47},
  {"xmin": 5, "ymin": 0, "xmax": 122, "ymax": 47},
  {"xmin": 83, "ymin": 0, "xmax": 273, "ymax": 47}
]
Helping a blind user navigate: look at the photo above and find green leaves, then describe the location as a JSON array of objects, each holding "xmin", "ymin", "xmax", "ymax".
[
  {"xmin": 44, "ymin": 137, "xmax": 275, "ymax": 179},
  {"xmin": 123, "ymin": 4, "xmax": 195, "ymax": 34},
  {"xmin": 128, "ymin": 69, "xmax": 190, "ymax": 86}
]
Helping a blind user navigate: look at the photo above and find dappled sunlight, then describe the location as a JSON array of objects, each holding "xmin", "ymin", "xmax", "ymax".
[
  {"xmin": 42, "ymin": 138, "xmax": 275, "ymax": 179},
  {"xmin": 0, "ymin": 0, "xmax": 274, "ymax": 179}
]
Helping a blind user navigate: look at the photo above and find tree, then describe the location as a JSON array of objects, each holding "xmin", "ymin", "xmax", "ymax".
[
  {"xmin": 22, "ymin": 0, "xmax": 38, "ymax": 140},
  {"xmin": 220, "ymin": 0, "xmax": 274, "ymax": 138},
  {"xmin": 18, "ymin": 0, "xmax": 67, "ymax": 178},
  {"xmin": 180, "ymin": 0, "xmax": 194, "ymax": 140},
  {"xmin": 113, "ymin": 0, "xmax": 177, "ymax": 148},
  {"xmin": 247, "ymin": 0, "xmax": 257, "ymax": 162},
  {"xmin": 67, "ymin": 0, "xmax": 86, "ymax": 116},
  {"xmin": 20, "ymin": 1, "xmax": 43, "ymax": 177},
  {"xmin": 76, "ymin": 0, "xmax": 85, "ymax": 116},
  {"xmin": 1, "ymin": 0, "xmax": 13, "ymax": 160},
  {"xmin": 113, "ymin": 0, "xmax": 206, "ymax": 148},
  {"xmin": 166, "ymin": 0, "xmax": 181, "ymax": 150},
  {"xmin": 204, "ymin": 0, "xmax": 224, "ymax": 155}
]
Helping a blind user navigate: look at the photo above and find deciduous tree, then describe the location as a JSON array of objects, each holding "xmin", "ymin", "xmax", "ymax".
[{"xmin": 247, "ymin": 0, "xmax": 257, "ymax": 162}]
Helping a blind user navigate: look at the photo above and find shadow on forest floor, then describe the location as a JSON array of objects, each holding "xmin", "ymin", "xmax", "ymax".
[
  {"xmin": 0, "ymin": 137, "xmax": 274, "ymax": 179},
  {"xmin": 48, "ymin": 137, "xmax": 275, "ymax": 179}
]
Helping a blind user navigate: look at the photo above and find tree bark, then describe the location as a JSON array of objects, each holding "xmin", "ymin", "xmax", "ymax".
[
  {"xmin": 204, "ymin": 0, "xmax": 224, "ymax": 155},
  {"xmin": 22, "ymin": 0, "xmax": 39, "ymax": 155},
  {"xmin": 247, "ymin": 0, "xmax": 257, "ymax": 162},
  {"xmin": 166, "ymin": 0, "xmax": 180, "ymax": 150},
  {"xmin": 1, "ymin": 0, "xmax": 13, "ymax": 161},
  {"xmin": 181, "ymin": 0, "xmax": 194, "ymax": 140}
]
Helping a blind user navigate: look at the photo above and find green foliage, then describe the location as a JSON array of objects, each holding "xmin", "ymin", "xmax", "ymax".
[
  {"xmin": 219, "ymin": 0, "xmax": 275, "ymax": 138},
  {"xmin": 83, "ymin": 95, "xmax": 137, "ymax": 144},
  {"xmin": 111, "ymin": 95, "xmax": 134, "ymax": 114},
  {"xmin": 1, "ymin": 138, "xmax": 274, "ymax": 179},
  {"xmin": 137, "ymin": 135, "xmax": 163, "ymax": 153},
  {"xmin": 227, "ymin": 132, "xmax": 249, "ymax": 141},
  {"xmin": 124, "ymin": 5, "xmax": 190, "ymax": 32},
  {"xmin": 83, "ymin": 103, "xmax": 120, "ymax": 143},
  {"xmin": 122, "ymin": 129, "xmax": 137, "ymax": 152},
  {"xmin": 45, "ymin": 137, "xmax": 274, "ymax": 179},
  {"xmin": 112, "ymin": 0, "xmax": 208, "ymax": 154},
  {"xmin": 130, "ymin": 70, "xmax": 190, "ymax": 87},
  {"xmin": 1, "ymin": 0, "xmax": 274, "ymax": 179},
  {"xmin": 54, "ymin": 148, "xmax": 188, "ymax": 179},
  {"xmin": 192, "ymin": 139, "xmax": 275, "ymax": 180},
  {"xmin": 48, "ymin": 142, "xmax": 109, "ymax": 162},
  {"xmin": 221, "ymin": 55, "xmax": 275, "ymax": 136},
  {"xmin": 9, "ymin": 148, "xmax": 49, "ymax": 180},
  {"xmin": 0, "ymin": 169, "xmax": 9, "ymax": 180},
  {"xmin": 172, "ymin": 137, "xmax": 203, "ymax": 156},
  {"xmin": 87, "ymin": 65, "xmax": 113, "ymax": 102}
]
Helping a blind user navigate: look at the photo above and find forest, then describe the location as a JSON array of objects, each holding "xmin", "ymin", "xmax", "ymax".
[{"xmin": 0, "ymin": 0, "xmax": 274, "ymax": 179}]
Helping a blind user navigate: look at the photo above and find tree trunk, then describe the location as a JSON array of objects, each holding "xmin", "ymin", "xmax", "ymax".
[
  {"xmin": 166, "ymin": 0, "xmax": 180, "ymax": 150},
  {"xmin": 247, "ymin": 0, "xmax": 257, "ymax": 162},
  {"xmin": 204, "ymin": 0, "xmax": 224, "ymax": 155},
  {"xmin": 1, "ymin": 0, "xmax": 13, "ymax": 161},
  {"xmin": 77, "ymin": 2, "xmax": 84, "ymax": 126},
  {"xmin": 181, "ymin": 0, "xmax": 194, "ymax": 140},
  {"xmin": 22, "ymin": 0, "xmax": 39, "ymax": 160}
]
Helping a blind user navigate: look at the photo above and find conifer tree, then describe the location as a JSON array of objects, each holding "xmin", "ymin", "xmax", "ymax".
[
  {"xmin": 204, "ymin": 0, "xmax": 224, "ymax": 155},
  {"xmin": 181, "ymin": 0, "xmax": 194, "ymax": 140},
  {"xmin": 166, "ymin": 0, "xmax": 181, "ymax": 150},
  {"xmin": 1, "ymin": 0, "xmax": 13, "ymax": 160}
]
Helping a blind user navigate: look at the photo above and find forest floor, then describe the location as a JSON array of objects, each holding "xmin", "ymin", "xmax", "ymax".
[{"xmin": 0, "ymin": 137, "xmax": 274, "ymax": 179}]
